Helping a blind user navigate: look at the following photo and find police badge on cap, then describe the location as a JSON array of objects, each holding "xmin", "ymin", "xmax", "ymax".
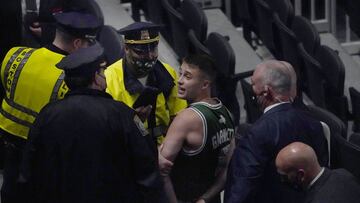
[{"xmin": 118, "ymin": 22, "xmax": 161, "ymax": 44}]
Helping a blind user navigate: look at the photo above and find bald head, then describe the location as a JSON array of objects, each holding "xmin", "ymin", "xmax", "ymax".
[
  {"xmin": 254, "ymin": 60, "xmax": 297, "ymax": 98},
  {"xmin": 276, "ymin": 142, "xmax": 319, "ymax": 171},
  {"xmin": 276, "ymin": 142, "xmax": 322, "ymax": 188}
]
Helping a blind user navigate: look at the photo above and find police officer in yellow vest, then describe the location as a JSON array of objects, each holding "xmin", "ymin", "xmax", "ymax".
[
  {"xmin": 0, "ymin": 11, "xmax": 101, "ymax": 203},
  {"xmin": 105, "ymin": 22, "xmax": 187, "ymax": 145}
]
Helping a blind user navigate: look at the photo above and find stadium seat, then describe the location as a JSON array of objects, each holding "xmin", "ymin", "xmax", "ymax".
[
  {"xmin": 253, "ymin": 0, "xmax": 281, "ymax": 58},
  {"xmin": 307, "ymin": 105, "xmax": 347, "ymax": 168},
  {"xmin": 205, "ymin": 32, "xmax": 240, "ymax": 126},
  {"xmin": 349, "ymin": 87, "xmax": 360, "ymax": 133},
  {"xmin": 273, "ymin": 13, "xmax": 304, "ymax": 96},
  {"xmin": 314, "ymin": 45, "xmax": 349, "ymax": 125},
  {"xmin": 332, "ymin": 129, "xmax": 360, "ymax": 181},
  {"xmin": 235, "ymin": 0, "xmax": 259, "ymax": 47},
  {"xmin": 349, "ymin": 133, "xmax": 360, "ymax": 148},
  {"xmin": 181, "ymin": 0, "xmax": 208, "ymax": 54},
  {"xmin": 291, "ymin": 15, "xmax": 320, "ymax": 55},
  {"xmin": 299, "ymin": 43, "xmax": 326, "ymax": 107},
  {"xmin": 161, "ymin": 0, "xmax": 188, "ymax": 59}
]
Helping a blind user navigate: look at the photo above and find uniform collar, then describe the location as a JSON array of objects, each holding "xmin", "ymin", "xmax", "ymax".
[
  {"xmin": 66, "ymin": 88, "xmax": 113, "ymax": 99},
  {"xmin": 123, "ymin": 59, "xmax": 144, "ymax": 94},
  {"xmin": 123, "ymin": 60, "xmax": 174, "ymax": 95}
]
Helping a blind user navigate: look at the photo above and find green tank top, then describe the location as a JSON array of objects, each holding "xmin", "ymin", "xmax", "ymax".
[{"xmin": 171, "ymin": 99, "xmax": 235, "ymax": 202}]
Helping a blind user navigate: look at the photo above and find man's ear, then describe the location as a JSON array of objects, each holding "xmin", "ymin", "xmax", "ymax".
[
  {"xmin": 263, "ymin": 85, "xmax": 269, "ymax": 96},
  {"xmin": 297, "ymin": 169, "xmax": 305, "ymax": 182},
  {"xmin": 264, "ymin": 85, "xmax": 275, "ymax": 98},
  {"xmin": 124, "ymin": 44, "xmax": 130, "ymax": 54},
  {"xmin": 73, "ymin": 38, "xmax": 83, "ymax": 50},
  {"xmin": 202, "ymin": 79, "xmax": 210, "ymax": 90},
  {"xmin": 93, "ymin": 71, "xmax": 101, "ymax": 86}
]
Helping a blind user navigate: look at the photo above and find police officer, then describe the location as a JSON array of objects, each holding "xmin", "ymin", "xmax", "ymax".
[
  {"xmin": 0, "ymin": 11, "xmax": 101, "ymax": 203},
  {"xmin": 20, "ymin": 43, "xmax": 162, "ymax": 203},
  {"xmin": 105, "ymin": 22, "xmax": 187, "ymax": 145},
  {"xmin": 26, "ymin": 0, "xmax": 104, "ymax": 46}
]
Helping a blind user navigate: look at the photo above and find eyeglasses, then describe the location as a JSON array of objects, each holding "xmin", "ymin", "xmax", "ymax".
[{"xmin": 84, "ymin": 37, "xmax": 96, "ymax": 45}]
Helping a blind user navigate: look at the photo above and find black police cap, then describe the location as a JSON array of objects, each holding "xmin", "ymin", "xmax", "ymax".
[
  {"xmin": 54, "ymin": 12, "xmax": 102, "ymax": 39},
  {"xmin": 118, "ymin": 22, "xmax": 162, "ymax": 44},
  {"xmin": 56, "ymin": 42, "xmax": 105, "ymax": 77}
]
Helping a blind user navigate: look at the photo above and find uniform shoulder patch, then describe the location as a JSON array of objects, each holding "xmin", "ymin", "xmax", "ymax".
[{"xmin": 133, "ymin": 115, "xmax": 149, "ymax": 136}]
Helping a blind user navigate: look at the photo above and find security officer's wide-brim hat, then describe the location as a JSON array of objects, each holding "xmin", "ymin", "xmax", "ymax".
[
  {"xmin": 56, "ymin": 42, "xmax": 105, "ymax": 77},
  {"xmin": 54, "ymin": 11, "xmax": 102, "ymax": 40},
  {"xmin": 118, "ymin": 22, "xmax": 162, "ymax": 49}
]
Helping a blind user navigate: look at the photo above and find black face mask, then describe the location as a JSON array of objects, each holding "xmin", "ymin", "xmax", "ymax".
[
  {"xmin": 127, "ymin": 46, "xmax": 158, "ymax": 77},
  {"xmin": 251, "ymin": 91, "xmax": 267, "ymax": 111},
  {"xmin": 133, "ymin": 57, "xmax": 157, "ymax": 75}
]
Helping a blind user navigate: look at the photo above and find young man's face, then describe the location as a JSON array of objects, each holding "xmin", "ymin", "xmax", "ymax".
[{"xmin": 177, "ymin": 62, "xmax": 206, "ymax": 103}]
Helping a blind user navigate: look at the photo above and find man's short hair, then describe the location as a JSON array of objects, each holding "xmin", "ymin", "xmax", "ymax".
[
  {"xmin": 182, "ymin": 54, "xmax": 217, "ymax": 82},
  {"xmin": 262, "ymin": 63, "xmax": 292, "ymax": 95},
  {"xmin": 56, "ymin": 29, "xmax": 77, "ymax": 44}
]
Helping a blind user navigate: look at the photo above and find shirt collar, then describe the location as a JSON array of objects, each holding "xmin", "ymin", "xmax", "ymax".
[
  {"xmin": 264, "ymin": 102, "xmax": 290, "ymax": 113},
  {"xmin": 308, "ymin": 167, "xmax": 325, "ymax": 189},
  {"xmin": 45, "ymin": 43, "xmax": 69, "ymax": 55}
]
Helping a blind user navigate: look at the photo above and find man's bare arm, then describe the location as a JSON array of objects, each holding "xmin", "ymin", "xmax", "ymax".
[
  {"xmin": 196, "ymin": 138, "xmax": 236, "ymax": 203},
  {"xmin": 159, "ymin": 109, "xmax": 201, "ymax": 203}
]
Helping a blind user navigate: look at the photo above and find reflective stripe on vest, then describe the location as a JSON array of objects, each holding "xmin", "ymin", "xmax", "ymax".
[
  {"xmin": 1, "ymin": 48, "xmax": 37, "ymax": 136},
  {"xmin": 0, "ymin": 47, "xmax": 66, "ymax": 139},
  {"xmin": 5, "ymin": 48, "xmax": 35, "ymax": 99},
  {"xmin": 0, "ymin": 106, "xmax": 32, "ymax": 128},
  {"xmin": 3, "ymin": 48, "xmax": 26, "ymax": 93},
  {"xmin": 50, "ymin": 72, "xmax": 66, "ymax": 101}
]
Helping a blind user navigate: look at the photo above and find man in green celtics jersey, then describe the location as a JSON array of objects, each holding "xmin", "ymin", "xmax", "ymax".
[{"xmin": 159, "ymin": 54, "xmax": 235, "ymax": 203}]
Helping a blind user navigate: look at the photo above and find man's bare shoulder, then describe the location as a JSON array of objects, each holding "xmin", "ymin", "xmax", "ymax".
[
  {"xmin": 172, "ymin": 107, "xmax": 202, "ymax": 129},
  {"xmin": 165, "ymin": 108, "xmax": 202, "ymax": 141}
]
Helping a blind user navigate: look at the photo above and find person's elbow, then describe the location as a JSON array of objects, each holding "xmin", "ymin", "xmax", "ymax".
[{"xmin": 158, "ymin": 152, "xmax": 174, "ymax": 177}]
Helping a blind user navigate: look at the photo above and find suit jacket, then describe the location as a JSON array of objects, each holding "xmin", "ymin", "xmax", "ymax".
[
  {"xmin": 305, "ymin": 168, "xmax": 360, "ymax": 203},
  {"xmin": 225, "ymin": 103, "xmax": 328, "ymax": 203}
]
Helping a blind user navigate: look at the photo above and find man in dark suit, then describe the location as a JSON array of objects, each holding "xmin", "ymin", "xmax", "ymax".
[
  {"xmin": 276, "ymin": 142, "xmax": 360, "ymax": 203},
  {"xmin": 224, "ymin": 60, "xmax": 329, "ymax": 203}
]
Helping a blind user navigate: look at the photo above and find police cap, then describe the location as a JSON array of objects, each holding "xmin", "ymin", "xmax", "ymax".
[
  {"xmin": 54, "ymin": 11, "xmax": 102, "ymax": 40},
  {"xmin": 56, "ymin": 42, "xmax": 105, "ymax": 77},
  {"xmin": 118, "ymin": 22, "xmax": 162, "ymax": 45}
]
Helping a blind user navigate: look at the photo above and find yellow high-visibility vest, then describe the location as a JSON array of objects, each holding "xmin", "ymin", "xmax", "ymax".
[
  {"xmin": 105, "ymin": 59, "xmax": 187, "ymax": 144},
  {"xmin": 0, "ymin": 47, "xmax": 68, "ymax": 139}
]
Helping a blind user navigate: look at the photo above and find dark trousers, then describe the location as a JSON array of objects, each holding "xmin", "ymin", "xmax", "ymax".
[{"xmin": 0, "ymin": 131, "xmax": 27, "ymax": 203}]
